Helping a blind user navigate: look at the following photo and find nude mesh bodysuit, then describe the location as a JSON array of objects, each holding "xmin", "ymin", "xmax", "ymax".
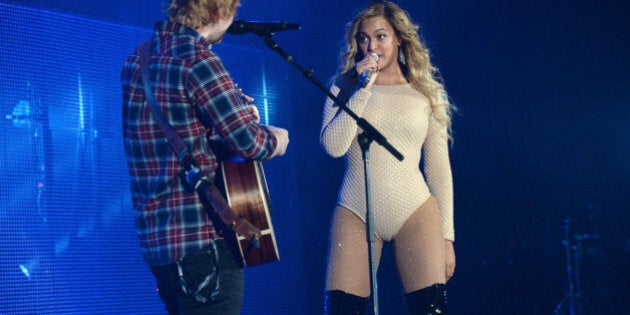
[{"xmin": 320, "ymin": 83, "xmax": 454, "ymax": 242}]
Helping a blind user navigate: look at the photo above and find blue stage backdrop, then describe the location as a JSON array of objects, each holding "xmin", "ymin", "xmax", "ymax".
[
  {"xmin": 2, "ymin": 1, "xmax": 629, "ymax": 315},
  {"xmin": 0, "ymin": 3, "xmax": 302, "ymax": 314}
]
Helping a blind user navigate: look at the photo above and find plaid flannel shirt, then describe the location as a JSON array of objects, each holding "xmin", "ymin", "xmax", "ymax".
[{"xmin": 121, "ymin": 21, "xmax": 277, "ymax": 265}]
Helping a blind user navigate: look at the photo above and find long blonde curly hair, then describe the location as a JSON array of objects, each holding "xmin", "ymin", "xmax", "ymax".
[
  {"xmin": 335, "ymin": 1, "xmax": 454, "ymax": 132},
  {"xmin": 167, "ymin": 0, "xmax": 240, "ymax": 29}
]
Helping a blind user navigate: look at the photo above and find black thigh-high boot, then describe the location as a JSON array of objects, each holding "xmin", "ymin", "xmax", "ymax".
[
  {"xmin": 324, "ymin": 290, "xmax": 368, "ymax": 315},
  {"xmin": 405, "ymin": 283, "xmax": 448, "ymax": 315}
]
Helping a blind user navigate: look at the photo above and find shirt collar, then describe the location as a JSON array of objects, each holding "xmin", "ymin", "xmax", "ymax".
[{"xmin": 154, "ymin": 21, "xmax": 213, "ymax": 50}]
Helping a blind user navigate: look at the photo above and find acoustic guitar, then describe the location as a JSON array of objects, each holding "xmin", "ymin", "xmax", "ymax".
[{"xmin": 215, "ymin": 158, "xmax": 280, "ymax": 267}]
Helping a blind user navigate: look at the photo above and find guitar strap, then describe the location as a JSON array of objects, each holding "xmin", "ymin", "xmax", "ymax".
[{"xmin": 137, "ymin": 39, "xmax": 261, "ymax": 251}]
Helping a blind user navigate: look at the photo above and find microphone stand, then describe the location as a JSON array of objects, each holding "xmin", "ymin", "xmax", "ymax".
[{"xmin": 254, "ymin": 31, "xmax": 404, "ymax": 315}]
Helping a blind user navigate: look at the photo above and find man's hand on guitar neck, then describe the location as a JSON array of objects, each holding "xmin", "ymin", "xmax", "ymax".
[{"xmin": 236, "ymin": 85, "xmax": 260, "ymax": 123}]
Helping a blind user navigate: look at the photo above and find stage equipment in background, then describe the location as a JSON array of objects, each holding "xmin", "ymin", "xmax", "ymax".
[
  {"xmin": 6, "ymin": 82, "xmax": 51, "ymax": 219},
  {"xmin": 553, "ymin": 217, "xmax": 598, "ymax": 315}
]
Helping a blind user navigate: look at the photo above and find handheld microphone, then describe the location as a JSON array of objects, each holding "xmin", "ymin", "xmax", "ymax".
[
  {"xmin": 359, "ymin": 53, "xmax": 379, "ymax": 88},
  {"xmin": 227, "ymin": 20, "xmax": 301, "ymax": 35}
]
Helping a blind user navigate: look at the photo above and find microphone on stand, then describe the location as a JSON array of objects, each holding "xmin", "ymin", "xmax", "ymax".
[
  {"xmin": 227, "ymin": 20, "xmax": 301, "ymax": 35},
  {"xmin": 359, "ymin": 53, "xmax": 379, "ymax": 88}
]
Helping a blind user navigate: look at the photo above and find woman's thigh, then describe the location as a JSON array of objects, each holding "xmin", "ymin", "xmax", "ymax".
[
  {"xmin": 393, "ymin": 197, "xmax": 446, "ymax": 293},
  {"xmin": 325, "ymin": 206, "xmax": 383, "ymax": 297}
]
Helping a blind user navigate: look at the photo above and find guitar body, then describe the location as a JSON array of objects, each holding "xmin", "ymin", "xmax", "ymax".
[{"xmin": 216, "ymin": 159, "xmax": 279, "ymax": 267}]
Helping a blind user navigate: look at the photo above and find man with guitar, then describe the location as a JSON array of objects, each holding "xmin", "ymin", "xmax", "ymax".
[{"xmin": 121, "ymin": 0, "xmax": 289, "ymax": 314}]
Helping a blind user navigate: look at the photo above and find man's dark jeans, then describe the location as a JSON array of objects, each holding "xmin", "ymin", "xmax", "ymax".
[{"xmin": 150, "ymin": 239, "xmax": 244, "ymax": 315}]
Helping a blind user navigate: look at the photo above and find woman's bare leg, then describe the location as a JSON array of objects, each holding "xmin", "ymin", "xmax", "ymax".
[
  {"xmin": 393, "ymin": 197, "xmax": 446, "ymax": 293},
  {"xmin": 325, "ymin": 206, "xmax": 383, "ymax": 297}
]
